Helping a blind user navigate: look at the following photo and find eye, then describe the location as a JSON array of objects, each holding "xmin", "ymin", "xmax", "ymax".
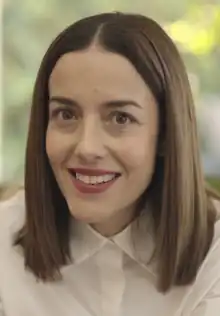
[
  {"xmin": 51, "ymin": 108, "xmax": 76, "ymax": 121},
  {"xmin": 111, "ymin": 111, "xmax": 135, "ymax": 125},
  {"xmin": 60, "ymin": 109, "xmax": 75, "ymax": 120}
]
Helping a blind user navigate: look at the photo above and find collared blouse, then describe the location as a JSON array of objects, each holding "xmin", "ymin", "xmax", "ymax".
[{"xmin": 0, "ymin": 191, "xmax": 220, "ymax": 316}]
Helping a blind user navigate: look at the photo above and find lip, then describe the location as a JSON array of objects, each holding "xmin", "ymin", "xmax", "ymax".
[
  {"xmin": 71, "ymin": 176, "xmax": 118, "ymax": 194},
  {"xmin": 68, "ymin": 168, "xmax": 121, "ymax": 194},
  {"xmin": 68, "ymin": 168, "xmax": 120, "ymax": 176}
]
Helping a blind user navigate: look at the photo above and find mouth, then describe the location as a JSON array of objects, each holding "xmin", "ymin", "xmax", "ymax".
[
  {"xmin": 68, "ymin": 169, "xmax": 121, "ymax": 186},
  {"xmin": 67, "ymin": 168, "xmax": 121, "ymax": 194}
]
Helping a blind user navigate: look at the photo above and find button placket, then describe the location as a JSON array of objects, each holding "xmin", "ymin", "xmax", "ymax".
[{"xmin": 96, "ymin": 243, "xmax": 125, "ymax": 316}]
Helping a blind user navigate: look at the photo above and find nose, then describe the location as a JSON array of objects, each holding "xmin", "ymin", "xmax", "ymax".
[{"xmin": 74, "ymin": 119, "xmax": 107, "ymax": 163}]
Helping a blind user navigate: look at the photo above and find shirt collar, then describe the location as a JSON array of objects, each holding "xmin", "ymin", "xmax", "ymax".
[
  {"xmin": 69, "ymin": 218, "xmax": 108, "ymax": 265},
  {"xmin": 69, "ymin": 209, "xmax": 156, "ymax": 274},
  {"xmin": 111, "ymin": 211, "xmax": 155, "ymax": 270}
]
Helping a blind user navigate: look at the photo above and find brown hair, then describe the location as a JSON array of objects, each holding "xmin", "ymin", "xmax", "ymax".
[{"xmin": 16, "ymin": 12, "xmax": 218, "ymax": 292}]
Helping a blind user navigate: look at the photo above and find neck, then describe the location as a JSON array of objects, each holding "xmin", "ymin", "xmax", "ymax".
[{"xmin": 90, "ymin": 204, "xmax": 137, "ymax": 237}]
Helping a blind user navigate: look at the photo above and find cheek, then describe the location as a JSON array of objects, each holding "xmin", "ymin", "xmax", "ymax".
[
  {"xmin": 46, "ymin": 129, "xmax": 70, "ymax": 165},
  {"xmin": 118, "ymin": 133, "xmax": 158, "ymax": 171}
]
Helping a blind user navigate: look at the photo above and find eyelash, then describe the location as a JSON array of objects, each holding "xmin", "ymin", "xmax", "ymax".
[
  {"xmin": 109, "ymin": 111, "xmax": 137, "ymax": 125},
  {"xmin": 50, "ymin": 108, "xmax": 137, "ymax": 125},
  {"xmin": 50, "ymin": 108, "xmax": 76, "ymax": 120}
]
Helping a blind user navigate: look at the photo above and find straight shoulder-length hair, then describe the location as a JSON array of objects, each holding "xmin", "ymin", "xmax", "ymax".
[{"xmin": 15, "ymin": 12, "xmax": 218, "ymax": 292}]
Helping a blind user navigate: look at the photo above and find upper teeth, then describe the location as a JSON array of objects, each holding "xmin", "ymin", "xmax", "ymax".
[{"xmin": 75, "ymin": 173, "xmax": 116, "ymax": 184}]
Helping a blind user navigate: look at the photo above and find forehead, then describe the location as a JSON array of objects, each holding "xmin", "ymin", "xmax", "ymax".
[{"xmin": 48, "ymin": 47, "xmax": 149, "ymax": 100}]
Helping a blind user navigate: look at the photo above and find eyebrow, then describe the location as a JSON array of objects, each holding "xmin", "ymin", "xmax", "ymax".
[{"xmin": 49, "ymin": 96, "xmax": 143, "ymax": 109}]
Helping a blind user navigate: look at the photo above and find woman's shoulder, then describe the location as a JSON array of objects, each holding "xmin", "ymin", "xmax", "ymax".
[
  {"xmin": 206, "ymin": 198, "xmax": 220, "ymax": 266},
  {"xmin": 176, "ymin": 199, "xmax": 220, "ymax": 314},
  {"xmin": 213, "ymin": 198, "xmax": 220, "ymax": 242},
  {"xmin": 0, "ymin": 189, "xmax": 25, "ymax": 242},
  {"xmin": 191, "ymin": 199, "xmax": 220, "ymax": 293}
]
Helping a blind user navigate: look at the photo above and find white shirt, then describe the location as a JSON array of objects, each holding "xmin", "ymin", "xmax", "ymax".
[{"xmin": 0, "ymin": 191, "xmax": 220, "ymax": 316}]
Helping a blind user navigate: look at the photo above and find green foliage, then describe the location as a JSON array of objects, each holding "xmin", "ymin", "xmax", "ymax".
[{"xmin": 207, "ymin": 177, "xmax": 220, "ymax": 193}]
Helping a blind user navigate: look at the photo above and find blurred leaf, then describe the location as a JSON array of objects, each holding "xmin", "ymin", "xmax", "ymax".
[{"xmin": 166, "ymin": 5, "xmax": 220, "ymax": 55}]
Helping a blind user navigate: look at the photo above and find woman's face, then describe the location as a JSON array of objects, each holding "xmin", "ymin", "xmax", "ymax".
[{"xmin": 47, "ymin": 46, "xmax": 159, "ymax": 235}]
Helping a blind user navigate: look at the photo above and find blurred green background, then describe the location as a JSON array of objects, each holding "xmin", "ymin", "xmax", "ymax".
[{"xmin": 2, "ymin": 0, "xmax": 220, "ymax": 191}]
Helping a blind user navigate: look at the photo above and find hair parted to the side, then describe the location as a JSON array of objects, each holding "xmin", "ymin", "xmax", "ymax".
[{"xmin": 15, "ymin": 12, "xmax": 218, "ymax": 292}]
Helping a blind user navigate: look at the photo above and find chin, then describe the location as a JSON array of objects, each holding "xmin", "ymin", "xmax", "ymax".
[{"xmin": 69, "ymin": 209, "xmax": 102, "ymax": 223}]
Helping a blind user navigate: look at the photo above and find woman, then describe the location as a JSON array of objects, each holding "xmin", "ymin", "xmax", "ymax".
[{"xmin": 0, "ymin": 12, "xmax": 220, "ymax": 316}]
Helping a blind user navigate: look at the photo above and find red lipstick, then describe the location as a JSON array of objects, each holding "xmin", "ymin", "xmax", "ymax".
[{"xmin": 68, "ymin": 168, "xmax": 120, "ymax": 194}]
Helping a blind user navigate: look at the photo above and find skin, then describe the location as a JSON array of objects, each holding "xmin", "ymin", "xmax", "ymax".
[{"xmin": 46, "ymin": 45, "xmax": 159, "ymax": 237}]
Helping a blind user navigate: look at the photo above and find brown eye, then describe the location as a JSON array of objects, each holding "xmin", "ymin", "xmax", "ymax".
[
  {"xmin": 51, "ymin": 108, "xmax": 76, "ymax": 121},
  {"xmin": 112, "ymin": 112, "xmax": 135, "ymax": 125},
  {"xmin": 60, "ymin": 109, "xmax": 74, "ymax": 120}
]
